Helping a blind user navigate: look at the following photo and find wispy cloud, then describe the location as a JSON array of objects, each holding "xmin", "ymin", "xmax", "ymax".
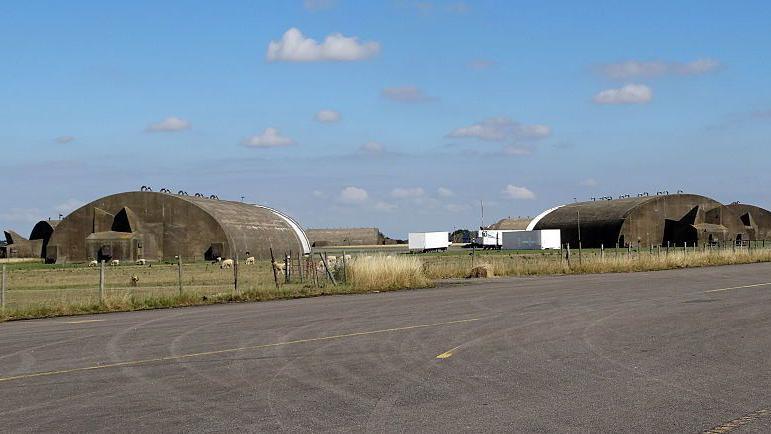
[
  {"xmin": 146, "ymin": 116, "xmax": 191, "ymax": 132},
  {"xmin": 314, "ymin": 109, "xmax": 341, "ymax": 123},
  {"xmin": 593, "ymin": 84, "xmax": 652, "ymax": 104},
  {"xmin": 391, "ymin": 187, "xmax": 425, "ymax": 199},
  {"xmin": 359, "ymin": 141, "xmax": 384, "ymax": 154},
  {"xmin": 55, "ymin": 199, "xmax": 85, "ymax": 214},
  {"xmin": 447, "ymin": 117, "xmax": 550, "ymax": 142},
  {"xmin": 381, "ymin": 86, "xmax": 436, "ymax": 103},
  {"xmin": 437, "ymin": 187, "xmax": 454, "ymax": 197},
  {"xmin": 338, "ymin": 186, "xmax": 369, "ymax": 203},
  {"xmin": 502, "ymin": 185, "xmax": 535, "ymax": 200},
  {"xmin": 599, "ymin": 58, "xmax": 720, "ymax": 79},
  {"xmin": 267, "ymin": 28, "xmax": 380, "ymax": 62},
  {"xmin": 241, "ymin": 128, "xmax": 295, "ymax": 148}
]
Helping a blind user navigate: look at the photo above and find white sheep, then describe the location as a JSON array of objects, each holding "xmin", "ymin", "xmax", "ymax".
[
  {"xmin": 135, "ymin": 258, "xmax": 147, "ymax": 266},
  {"xmin": 272, "ymin": 261, "xmax": 286, "ymax": 275},
  {"xmin": 245, "ymin": 256, "xmax": 255, "ymax": 265},
  {"xmin": 220, "ymin": 259, "xmax": 234, "ymax": 269},
  {"xmin": 110, "ymin": 259, "xmax": 120, "ymax": 266},
  {"xmin": 88, "ymin": 260, "xmax": 98, "ymax": 267}
]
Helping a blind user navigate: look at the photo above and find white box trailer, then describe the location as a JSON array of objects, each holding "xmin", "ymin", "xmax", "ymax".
[
  {"xmin": 502, "ymin": 229, "xmax": 561, "ymax": 250},
  {"xmin": 409, "ymin": 232, "xmax": 450, "ymax": 252},
  {"xmin": 474, "ymin": 229, "xmax": 519, "ymax": 249}
]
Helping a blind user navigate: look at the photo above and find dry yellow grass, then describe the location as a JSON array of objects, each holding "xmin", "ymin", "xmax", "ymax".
[
  {"xmin": 347, "ymin": 255, "xmax": 432, "ymax": 291},
  {"xmin": 422, "ymin": 248, "xmax": 771, "ymax": 279},
  {"xmin": 2, "ymin": 248, "xmax": 770, "ymax": 322}
]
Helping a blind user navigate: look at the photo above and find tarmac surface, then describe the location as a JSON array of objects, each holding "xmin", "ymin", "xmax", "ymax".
[{"xmin": 2, "ymin": 263, "xmax": 771, "ymax": 433}]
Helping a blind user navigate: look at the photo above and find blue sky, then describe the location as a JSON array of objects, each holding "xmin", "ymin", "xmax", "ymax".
[{"xmin": 2, "ymin": 0, "xmax": 770, "ymax": 237}]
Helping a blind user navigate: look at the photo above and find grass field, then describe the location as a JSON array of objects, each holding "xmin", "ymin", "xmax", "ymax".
[{"xmin": 2, "ymin": 244, "xmax": 770, "ymax": 322}]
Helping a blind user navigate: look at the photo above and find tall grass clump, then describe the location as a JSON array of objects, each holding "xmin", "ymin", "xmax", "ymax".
[{"xmin": 348, "ymin": 255, "xmax": 432, "ymax": 291}]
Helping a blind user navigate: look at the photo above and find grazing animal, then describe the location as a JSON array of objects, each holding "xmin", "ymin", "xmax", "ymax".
[
  {"xmin": 220, "ymin": 259, "xmax": 234, "ymax": 269},
  {"xmin": 135, "ymin": 259, "xmax": 147, "ymax": 266},
  {"xmin": 88, "ymin": 260, "xmax": 98, "ymax": 267},
  {"xmin": 110, "ymin": 259, "xmax": 120, "ymax": 266},
  {"xmin": 272, "ymin": 261, "xmax": 286, "ymax": 275},
  {"xmin": 245, "ymin": 256, "xmax": 255, "ymax": 265},
  {"xmin": 130, "ymin": 275, "xmax": 139, "ymax": 286}
]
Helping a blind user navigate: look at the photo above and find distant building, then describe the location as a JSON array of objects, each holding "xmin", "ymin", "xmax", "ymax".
[
  {"xmin": 530, "ymin": 194, "xmax": 771, "ymax": 248},
  {"xmin": 0, "ymin": 220, "xmax": 59, "ymax": 259},
  {"xmin": 44, "ymin": 191, "xmax": 309, "ymax": 263},
  {"xmin": 305, "ymin": 228, "xmax": 384, "ymax": 247}
]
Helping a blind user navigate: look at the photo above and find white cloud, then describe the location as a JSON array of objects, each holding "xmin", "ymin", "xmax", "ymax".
[
  {"xmin": 55, "ymin": 199, "xmax": 85, "ymax": 214},
  {"xmin": 55, "ymin": 136, "xmax": 75, "ymax": 144},
  {"xmin": 360, "ymin": 141, "xmax": 383, "ymax": 154},
  {"xmin": 314, "ymin": 109, "xmax": 341, "ymax": 123},
  {"xmin": 339, "ymin": 186, "xmax": 368, "ymax": 203},
  {"xmin": 381, "ymin": 86, "xmax": 435, "ymax": 103},
  {"xmin": 0, "ymin": 208, "xmax": 41, "ymax": 224},
  {"xmin": 448, "ymin": 117, "xmax": 551, "ymax": 142},
  {"xmin": 593, "ymin": 84, "xmax": 652, "ymax": 105},
  {"xmin": 303, "ymin": 0, "xmax": 337, "ymax": 11},
  {"xmin": 312, "ymin": 190, "xmax": 326, "ymax": 198},
  {"xmin": 391, "ymin": 187, "xmax": 425, "ymax": 199},
  {"xmin": 580, "ymin": 178, "xmax": 598, "ymax": 187},
  {"xmin": 374, "ymin": 201, "xmax": 397, "ymax": 212},
  {"xmin": 437, "ymin": 187, "xmax": 454, "ymax": 197},
  {"xmin": 266, "ymin": 27, "xmax": 380, "ymax": 62},
  {"xmin": 502, "ymin": 185, "xmax": 535, "ymax": 200},
  {"xmin": 241, "ymin": 128, "xmax": 295, "ymax": 148},
  {"xmin": 146, "ymin": 116, "xmax": 191, "ymax": 132},
  {"xmin": 600, "ymin": 58, "xmax": 720, "ymax": 79}
]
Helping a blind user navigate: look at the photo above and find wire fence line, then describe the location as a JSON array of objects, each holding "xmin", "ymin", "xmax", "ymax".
[
  {"xmin": 0, "ymin": 251, "xmax": 351, "ymax": 312},
  {"xmin": 1, "ymin": 241, "xmax": 770, "ymax": 313}
]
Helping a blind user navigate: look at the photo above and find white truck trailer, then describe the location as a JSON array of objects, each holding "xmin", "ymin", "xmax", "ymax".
[
  {"xmin": 501, "ymin": 229, "xmax": 561, "ymax": 250},
  {"xmin": 474, "ymin": 229, "xmax": 518, "ymax": 250},
  {"xmin": 408, "ymin": 232, "xmax": 450, "ymax": 252}
]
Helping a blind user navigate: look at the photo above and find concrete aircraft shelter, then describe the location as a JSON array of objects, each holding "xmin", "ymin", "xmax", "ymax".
[
  {"xmin": 531, "ymin": 193, "xmax": 770, "ymax": 248},
  {"xmin": 46, "ymin": 191, "xmax": 310, "ymax": 263}
]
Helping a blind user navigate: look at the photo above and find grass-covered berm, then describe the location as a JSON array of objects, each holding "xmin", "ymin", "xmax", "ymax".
[{"xmin": 2, "ymin": 245, "xmax": 770, "ymax": 321}]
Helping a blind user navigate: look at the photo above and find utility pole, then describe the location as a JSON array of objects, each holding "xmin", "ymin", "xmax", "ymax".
[{"xmin": 480, "ymin": 200, "xmax": 484, "ymax": 229}]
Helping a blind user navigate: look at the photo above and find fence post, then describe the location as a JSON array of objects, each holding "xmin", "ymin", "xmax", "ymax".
[
  {"xmin": 600, "ymin": 244, "xmax": 604, "ymax": 261},
  {"xmin": 284, "ymin": 253, "xmax": 290, "ymax": 284},
  {"xmin": 319, "ymin": 252, "xmax": 337, "ymax": 286},
  {"xmin": 99, "ymin": 260, "xmax": 105, "ymax": 304},
  {"xmin": 341, "ymin": 250, "xmax": 348, "ymax": 284},
  {"xmin": 270, "ymin": 248, "xmax": 280, "ymax": 289},
  {"xmin": 233, "ymin": 254, "xmax": 239, "ymax": 295},
  {"xmin": 566, "ymin": 244, "xmax": 571, "ymax": 268},
  {"xmin": 578, "ymin": 242, "xmax": 583, "ymax": 265},
  {"xmin": 177, "ymin": 255, "xmax": 183, "ymax": 296},
  {"xmin": 1, "ymin": 264, "xmax": 6, "ymax": 312},
  {"xmin": 298, "ymin": 254, "xmax": 304, "ymax": 284}
]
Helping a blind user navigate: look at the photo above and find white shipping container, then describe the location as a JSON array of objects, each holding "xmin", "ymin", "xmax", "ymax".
[
  {"xmin": 408, "ymin": 232, "xmax": 450, "ymax": 252},
  {"xmin": 474, "ymin": 230, "xmax": 519, "ymax": 248},
  {"xmin": 502, "ymin": 230, "xmax": 561, "ymax": 250}
]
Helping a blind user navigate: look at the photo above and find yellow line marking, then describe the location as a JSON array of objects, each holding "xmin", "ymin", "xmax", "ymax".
[
  {"xmin": 60, "ymin": 319, "xmax": 105, "ymax": 324},
  {"xmin": 436, "ymin": 345, "xmax": 462, "ymax": 359},
  {"xmin": 704, "ymin": 282, "xmax": 771, "ymax": 293},
  {"xmin": 703, "ymin": 408, "xmax": 769, "ymax": 433},
  {"xmin": 0, "ymin": 317, "xmax": 480, "ymax": 383}
]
